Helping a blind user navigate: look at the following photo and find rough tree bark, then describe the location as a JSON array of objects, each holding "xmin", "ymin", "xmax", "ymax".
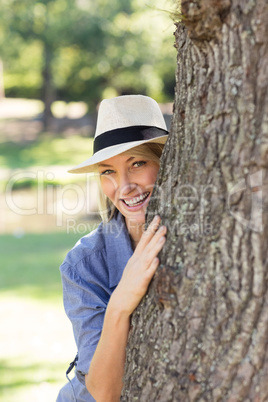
[
  {"xmin": 41, "ymin": 42, "xmax": 55, "ymax": 131},
  {"xmin": 122, "ymin": 0, "xmax": 268, "ymax": 400}
]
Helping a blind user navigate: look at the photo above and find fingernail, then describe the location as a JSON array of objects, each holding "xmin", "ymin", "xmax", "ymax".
[{"xmin": 159, "ymin": 236, "xmax": 165, "ymax": 243}]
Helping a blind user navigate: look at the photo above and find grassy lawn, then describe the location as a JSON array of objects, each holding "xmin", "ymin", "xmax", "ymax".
[
  {"xmin": 0, "ymin": 109, "xmax": 97, "ymax": 399},
  {"xmin": 0, "ymin": 232, "xmax": 85, "ymax": 401},
  {"xmin": 0, "ymin": 135, "xmax": 93, "ymax": 171}
]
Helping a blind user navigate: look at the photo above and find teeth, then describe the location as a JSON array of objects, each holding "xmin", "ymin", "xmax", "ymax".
[{"xmin": 123, "ymin": 192, "xmax": 149, "ymax": 206}]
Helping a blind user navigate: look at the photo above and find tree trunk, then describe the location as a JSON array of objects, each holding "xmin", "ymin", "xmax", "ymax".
[
  {"xmin": 122, "ymin": 0, "xmax": 268, "ymax": 400},
  {"xmin": 41, "ymin": 42, "xmax": 55, "ymax": 131},
  {"xmin": 0, "ymin": 59, "xmax": 5, "ymax": 99}
]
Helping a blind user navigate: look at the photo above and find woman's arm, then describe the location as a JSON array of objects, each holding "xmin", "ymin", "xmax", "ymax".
[
  {"xmin": 85, "ymin": 298, "xmax": 130, "ymax": 401},
  {"xmin": 85, "ymin": 216, "xmax": 166, "ymax": 401}
]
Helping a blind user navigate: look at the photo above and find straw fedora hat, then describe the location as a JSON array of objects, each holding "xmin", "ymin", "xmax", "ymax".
[{"xmin": 68, "ymin": 94, "xmax": 168, "ymax": 173}]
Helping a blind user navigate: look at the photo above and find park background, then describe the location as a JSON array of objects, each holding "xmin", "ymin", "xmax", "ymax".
[{"xmin": 0, "ymin": 0, "xmax": 176, "ymax": 400}]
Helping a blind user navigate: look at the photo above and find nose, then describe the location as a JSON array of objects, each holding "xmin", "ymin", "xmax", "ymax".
[{"xmin": 117, "ymin": 171, "xmax": 136, "ymax": 196}]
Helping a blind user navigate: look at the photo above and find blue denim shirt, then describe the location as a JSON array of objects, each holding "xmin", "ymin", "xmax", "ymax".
[{"xmin": 57, "ymin": 213, "xmax": 133, "ymax": 402}]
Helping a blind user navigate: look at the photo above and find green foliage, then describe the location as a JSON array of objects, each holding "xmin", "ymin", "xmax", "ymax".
[
  {"xmin": 169, "ymin": 1, "xmax": 183, "ymax": 23},
  {"xmin": 0, "ymin": 0, "xmax": 176, "ymax": 106}
]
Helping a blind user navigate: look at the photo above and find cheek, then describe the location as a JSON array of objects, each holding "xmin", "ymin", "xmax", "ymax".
[
  {"xmin": 100, "ymin": 178, "xmax": 117, "ymax": 199},
  {"xmin": 152, "ymin": 170, "xmax": 159, "ymax": 183},
  {"xmin": 147, "ymin": 166, "xmax": 159, "ymax": 187}
]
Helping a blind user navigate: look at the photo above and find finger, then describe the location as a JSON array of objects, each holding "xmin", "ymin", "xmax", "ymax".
[
  {"xmin": 144, "ymin": 257, "xmax": 160, "ymax": 280},
  {"xmin": 143, "ymin": 235, "xmax": 166, "ymax": 268},
  {"xmin": 137, "ymin": 224, "xmax": 166, "ymax": 258},
  {"xmin": 144, "ymin": 224, "xmax": 167, "ymax": 252},
  {"xmin": 137, "ymin": 216, "xmax": 161, "ymax": 250},
  {"xmin": 148, "ymin": 215, "xmax": 161, "ymax": 231},
  {"xmin": 138, "ymin": 233, "xmax": 166, "ymax": 270}
]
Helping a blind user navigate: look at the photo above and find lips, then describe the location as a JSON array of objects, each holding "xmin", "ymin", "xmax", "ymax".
[{"xmin": 121, "ymin": 192, "xmax": 150, "ymax": 207}]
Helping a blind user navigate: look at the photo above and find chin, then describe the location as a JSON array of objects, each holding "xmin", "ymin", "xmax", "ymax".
[{"xmin": 122, "ymin": 210, "xmax": 146, "ymax": 227}]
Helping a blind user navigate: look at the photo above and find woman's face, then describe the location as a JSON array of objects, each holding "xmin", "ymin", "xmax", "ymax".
[{"xmin": 98, "ymin": 153, "xmax": 159, "ymax": 229}]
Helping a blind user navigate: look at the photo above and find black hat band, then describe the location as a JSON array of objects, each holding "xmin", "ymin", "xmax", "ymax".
[{"xmin": 93, "ymin": 126, "xmax": 168, "ymax": 154}]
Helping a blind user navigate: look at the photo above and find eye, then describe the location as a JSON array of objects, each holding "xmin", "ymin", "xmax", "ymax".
[
  {"xmin": 133, "ymin": 160, "xmax": 146, "ymax": 168},
  {"xmin": 100, "ymin": 169, "xmax": 114, "ymax": 176}
]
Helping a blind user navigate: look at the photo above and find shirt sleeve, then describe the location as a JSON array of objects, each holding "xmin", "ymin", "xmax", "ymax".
[{"xmin": 60, "ymin": 254, "xmax": 111, "ymax": 385}]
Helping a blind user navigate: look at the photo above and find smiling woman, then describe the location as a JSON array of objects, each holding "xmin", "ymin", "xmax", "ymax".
[
  {"xmin": 99, "ymin": 151, "xmax": 159, "ymax": 248},
  {"xmin": 97, "ymin": 142, "xmax": 164, "ymax": 224},
  {"xmin": 57, "ymin": 95, "xmax": 168, "ymax": 402}
]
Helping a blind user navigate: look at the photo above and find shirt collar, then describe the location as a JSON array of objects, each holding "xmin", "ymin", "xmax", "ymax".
[{"xmin": 103, "ymin": 213, "xmax": 133, "ymax": 288}]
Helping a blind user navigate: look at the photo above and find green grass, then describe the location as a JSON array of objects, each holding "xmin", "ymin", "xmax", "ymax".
[
  {"xmin": 0, "ymin": 125, "xmax": 97, "ymax": 399},
  {"xmin": 0, "ymin": 232, "xmax": 86, "ymax": 401},
  {"xmin": 0, "ymin": 135, "xmax": 93, "ymax": 170},
  {"xmin": 0, "ymin": 232, "xmax": 82, "ymax": 300}
]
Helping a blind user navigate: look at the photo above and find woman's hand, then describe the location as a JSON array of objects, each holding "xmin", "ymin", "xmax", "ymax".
[{"xmin": 110, "ymin": 215, "xmax": 166, "ymax": 316}]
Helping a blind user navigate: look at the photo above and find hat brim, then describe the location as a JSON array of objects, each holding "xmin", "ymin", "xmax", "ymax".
[{"xmin": 68, "ymin": 135, "xmax": 168, "ymax": 174}]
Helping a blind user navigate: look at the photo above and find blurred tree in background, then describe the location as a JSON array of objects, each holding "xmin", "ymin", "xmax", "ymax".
[{"xmin": 0, "ymin": 0, "xmax": 175, "ymax": 127}]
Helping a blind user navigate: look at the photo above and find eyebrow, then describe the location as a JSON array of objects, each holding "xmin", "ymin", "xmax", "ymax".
[
  {"xmin": 98, "ymin": 157, "xmax": 135, "ymax": 168},
  {"xmin": 98, "ymin": 163, "xmax": 112, "ymax": 167}
]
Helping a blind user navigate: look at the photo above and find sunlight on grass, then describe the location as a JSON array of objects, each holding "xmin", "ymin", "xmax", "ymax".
[
  {"xmin": 0, "ymin": 98, "xmax": 44, "ymax": 119},
  {"xmin": 0, "ymin": 232, "xmax": 82, "ymax": 299},
  {"xmin": 0, "ymin": 101, "xmax": 99, "ymax": 399},
  {"xmin": 0, "ymin": 295, "xmax": 76, "ymax": 402},
  {"xmin": 0, "ymin": 135, "xmax": 93, "ymax": 170},
  {"xmin": 0, "ymin": 232, "xmax": 85, "ymax": 401}
]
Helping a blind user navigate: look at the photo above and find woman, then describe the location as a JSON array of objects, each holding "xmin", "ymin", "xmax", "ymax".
[{"xmin": 57, "ymin": 95, "xmax": 168, "ymax": 402}]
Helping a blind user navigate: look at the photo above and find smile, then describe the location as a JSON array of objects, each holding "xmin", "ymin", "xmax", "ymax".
[{"xmin": 121, "ymin": 192, "xmax": 150, "ymax": 207}]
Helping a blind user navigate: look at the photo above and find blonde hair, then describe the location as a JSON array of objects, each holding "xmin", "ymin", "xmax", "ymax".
[{"xmin": 97, "ymin": 142, "xmax": 164, "ymax": 222}]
